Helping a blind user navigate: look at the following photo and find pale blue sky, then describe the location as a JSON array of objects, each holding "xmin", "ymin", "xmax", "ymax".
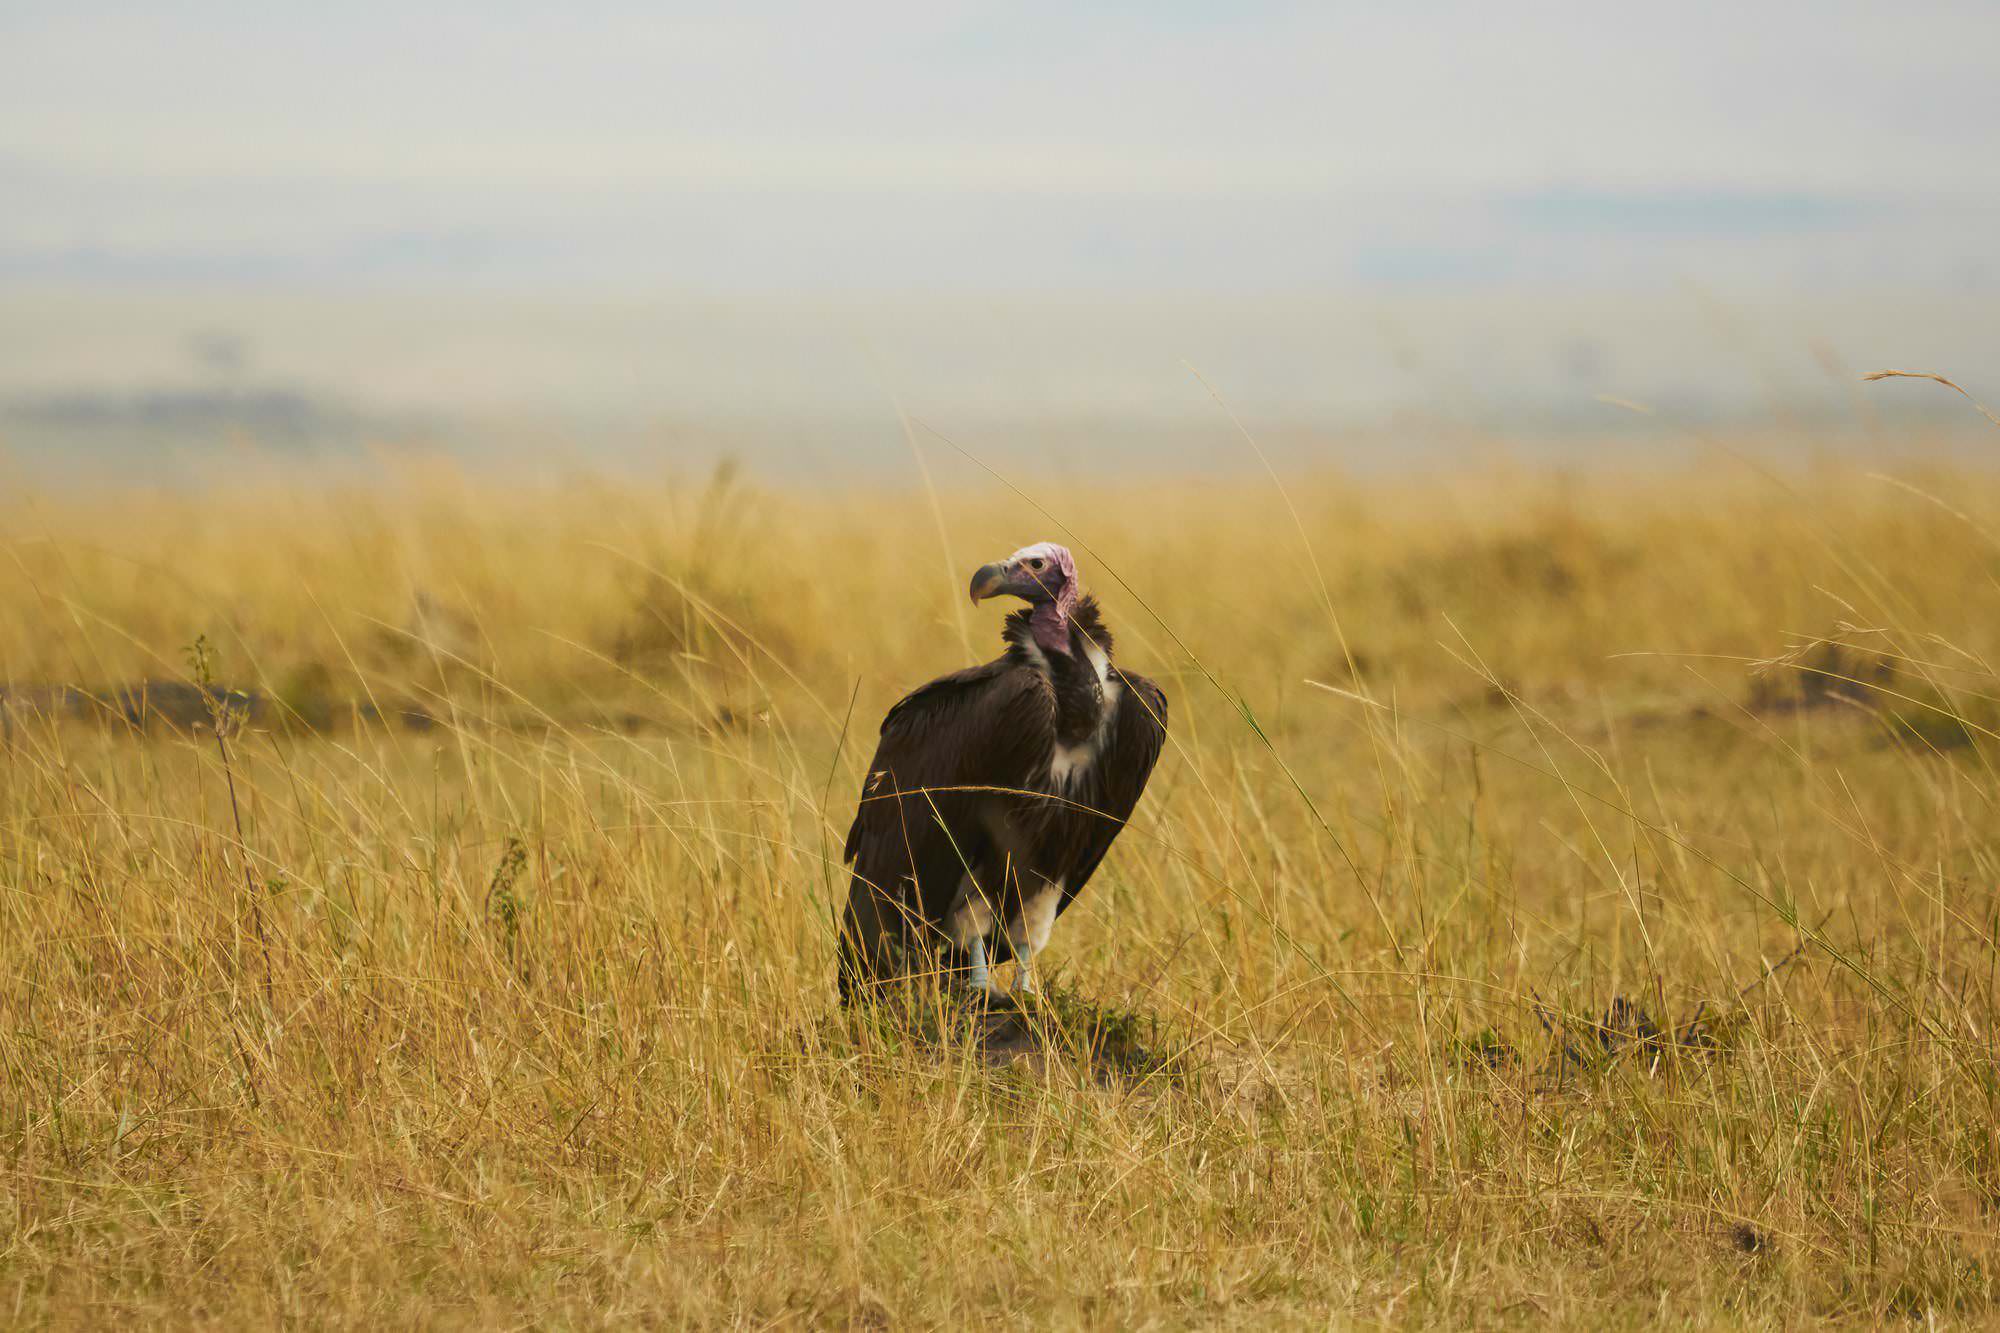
[
  {"xmin": 5, "ymin": 1, "xmax": 1998, "ymax": 288},
  {"xmin": 5, "ymin": 2, "xmax": 1998, "ymax": 453}
]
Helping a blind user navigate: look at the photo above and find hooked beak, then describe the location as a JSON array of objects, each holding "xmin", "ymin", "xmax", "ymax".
[{"xmin": 968, "ymin": 562, "xmax": 1008, "ymax": 605}]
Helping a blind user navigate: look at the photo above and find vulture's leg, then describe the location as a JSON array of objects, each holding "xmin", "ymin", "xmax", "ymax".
[
  {"xmin": 944, "ymin": 873, "xmax": 999, "ymax": 994},
  {"xmin": 966, "ymin": 934, "xmax": 992, "ymax": 993},
  {"xmin": 1005, "ymin": 878, "xmax": 1062, "ymax": 997},
  {"xmin": 1010, "ymin": 948, "xmax": 1036, "ymax": 997}
]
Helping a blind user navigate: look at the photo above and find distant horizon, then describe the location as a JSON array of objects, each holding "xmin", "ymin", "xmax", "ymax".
[
  {"xmin": 7, "ymin": 1, "xmax": 1997, "ymax": 476},
  {"xmin": 5, "ymin": 281, "xmax": 1992, "ymax": 423}
]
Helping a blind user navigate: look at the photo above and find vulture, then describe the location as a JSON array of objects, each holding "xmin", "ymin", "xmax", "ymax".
[{"xmin": 837, "ymin": 542, "xmax": 1168, "ymax": 1004}]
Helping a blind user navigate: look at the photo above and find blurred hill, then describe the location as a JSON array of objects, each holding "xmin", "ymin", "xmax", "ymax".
[{"xmin": 3, "ymin": 283, "xmax": 1994, "ymax": 485}]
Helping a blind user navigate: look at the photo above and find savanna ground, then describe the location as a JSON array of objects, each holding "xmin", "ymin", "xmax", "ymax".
[{"xmin": 5, "ymin": 431, "xmax": 2000, "ymax": 1328}]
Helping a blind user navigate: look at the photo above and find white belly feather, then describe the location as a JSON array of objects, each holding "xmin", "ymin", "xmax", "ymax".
[
  {"xmin": 1051, "ymin": 741, "xmax": 1095, "ymax": 791},
  {"xmin": 1050, "ymin": 639, "xmax": 1120, "ymax": 793}
]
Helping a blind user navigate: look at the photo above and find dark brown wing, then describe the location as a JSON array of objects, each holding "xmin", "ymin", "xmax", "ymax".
[
  {"xmin": 1055, "ymin": 667, "xmax": 1168, "ymax": 915},
  {"xmin": 837, "ymin": 659, "xmax": 1055, "ymax": 998}
]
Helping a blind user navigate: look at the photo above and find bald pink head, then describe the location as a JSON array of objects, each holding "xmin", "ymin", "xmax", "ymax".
[{"xmin": 967, "ymin": 540, "xmax": 1080, "ymax": 656}]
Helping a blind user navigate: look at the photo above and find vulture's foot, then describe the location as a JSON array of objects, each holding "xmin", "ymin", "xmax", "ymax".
[
  {"xmin": 954, "ymin": 940, "xmax": 1043, "ymax": 1016},
  {"xmin": 963, "ymin": 990, "xmax": 1028, "ymax": 1020}
]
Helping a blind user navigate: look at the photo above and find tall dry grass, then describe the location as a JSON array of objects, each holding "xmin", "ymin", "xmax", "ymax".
[{"xmin": 3, "ymin": 447, "xmax": 2000, "ymax": 1326}]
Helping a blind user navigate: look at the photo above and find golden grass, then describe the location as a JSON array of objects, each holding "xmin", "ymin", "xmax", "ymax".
[{"xmin": 4, "ymin": 450, "xmax": 2000, "ymax": 1327}]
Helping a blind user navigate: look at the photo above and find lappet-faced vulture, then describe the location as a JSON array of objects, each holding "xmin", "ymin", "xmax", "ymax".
[{"xmin": 837, "ymin": 542, "xmax": 1168, "ymax": 1003}]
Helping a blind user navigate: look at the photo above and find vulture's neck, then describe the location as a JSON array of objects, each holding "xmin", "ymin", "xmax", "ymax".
[{"xmin": 1005, "ymin": 596, "xmax": 1115, "ymax": 746}]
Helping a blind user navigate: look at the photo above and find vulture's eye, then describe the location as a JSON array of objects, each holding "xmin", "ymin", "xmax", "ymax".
[{"xmin": 1029, "ymin": 558, "xmax": 1046, "ymax": 572}]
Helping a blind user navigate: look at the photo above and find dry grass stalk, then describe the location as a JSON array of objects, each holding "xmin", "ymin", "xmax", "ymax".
[{"xmin": 1, "ymin": 457, "xmax": 1998, "ymax": 1325}]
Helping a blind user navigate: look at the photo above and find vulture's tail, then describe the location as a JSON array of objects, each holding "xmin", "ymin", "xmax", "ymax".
[{"xmin": 835, "ymin": 874, "xmax": 899, "ymax": 1007}]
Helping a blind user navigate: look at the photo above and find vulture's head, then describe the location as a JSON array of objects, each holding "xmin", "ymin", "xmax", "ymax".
[{"xmin": 969, "ymin": 542, "xmax": 1080, "ymax": 652}]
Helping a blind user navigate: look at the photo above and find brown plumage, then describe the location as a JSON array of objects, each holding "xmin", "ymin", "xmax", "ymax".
[{"xmin": 838, "ymin": 544, "xmax": 1168, "ymax": 1004}]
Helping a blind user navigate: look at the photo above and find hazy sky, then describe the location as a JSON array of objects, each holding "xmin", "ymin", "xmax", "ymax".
[
  {"xmin": 5, "ymin": 1, "xmax": 1998, "ymax": 457},
  {"xmin": 6, "ymin": 1, "xmax": 1999, "ymax": 289}
]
